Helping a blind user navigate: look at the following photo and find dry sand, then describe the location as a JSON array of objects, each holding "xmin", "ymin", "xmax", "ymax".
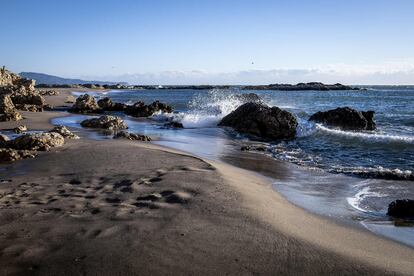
[{"xmin": 0, "ymin": 89, "xmax": 413, "ymax": 275}]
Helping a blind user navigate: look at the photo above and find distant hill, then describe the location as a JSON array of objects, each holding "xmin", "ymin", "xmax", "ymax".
[{"xmin": 19, "ymin": 72, "xmax": 127, "ymax": 85}]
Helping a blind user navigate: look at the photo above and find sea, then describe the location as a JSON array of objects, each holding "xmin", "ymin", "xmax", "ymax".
[{"xmin": 53, "ymin": 86, "xmax": 414, "ymax": 247}]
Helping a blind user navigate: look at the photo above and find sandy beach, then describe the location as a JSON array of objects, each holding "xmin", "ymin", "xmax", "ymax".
[{"xmin": 0, "ymin": 89, "xmax": 413, "ymax": 275}]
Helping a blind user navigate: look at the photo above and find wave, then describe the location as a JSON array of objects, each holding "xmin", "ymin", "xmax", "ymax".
[
  {"xmin": 346, "ymin": 186, "xmax": 388, "ymax": 214},
  {"xmin": 316, "ymin": 124, "xmax": 414, "ymax": 144},
  {"xmin": 330, "ymin": 166, "xmax": 414, "ymax": 181}
]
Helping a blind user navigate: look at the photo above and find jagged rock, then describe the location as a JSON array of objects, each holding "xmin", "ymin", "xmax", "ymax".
[
  {"xmin": 14, "ymin": 104, "xmax": 44, "ymax": 112},
  {"xmin": 13, "ymin": 125, "xmax": 27, "ymax": 134},
  {"xmin": 309, "ymin": 107, "xmax": 376, "ymax": 130},
  {"xmin": 218, "ymin": 102, "xmax": 298, "ymax": 140},
  {"xmin": 0, "ymin": 94, "xmax": 22, "ymax": 121},
  {"xmin": 387, "ymin": 199, "xmax": 414, "ymax": 218},
  {"xmin": 97, "ymin": 97, "xmax": 126, "ymax": 111},
  {"xmin": 49, "ymin": 125, "xmax": 79, "ymax": 139},
  {"xmin": 125, "ymin": 101, "xmax": 172, "ymax": 117},
  {"xmin": 65, "ymin": 95, "xmax": 76, "ymax": 103},
  {"xmin": 0, "ymin": 134, "xmax": 9, "ymax": 142},
  {"xmin": 113, "ymin": 131, "xmax": 151, "ymax": 141},
  {"xmin": 80, "ymin": 115, "xmax": 127, "ymax": 130},
  {"xmin": 234, "ymin": 93, "xmax": 262, "ymax": 103},
  {"xmin": 9, "ymin": 132, "xmax": 65, "ymax": 151},
  {"xmin": 164, "ymin": 121, "xmax": 184, "ymax": 128},
  {"xmin": 38, "ymin": 89, "xmax": 59, "ymax": 96},
  {"xmin": 0, "ymin": 148, "xmax": 36, "ymax": 162},
  {"xmin": 70, "ymin": 94, "xmax": 100, "ymax": 113}
]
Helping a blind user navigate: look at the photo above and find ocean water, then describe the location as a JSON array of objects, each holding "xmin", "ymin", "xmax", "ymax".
[{"xmin": 57, "ymin": 87, "xmax": 414, "ymax": 246}]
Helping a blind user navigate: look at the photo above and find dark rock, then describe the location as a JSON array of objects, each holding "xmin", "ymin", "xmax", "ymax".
[
  {"xmin": 80, "ymin": 115, "xmax": 128, "ymax": 130},
  {"xmin": 125, "ymin": 101, "xmax": 172, "ymax": 117},
  {"xmin": 8, "ymin": 132, "xmax": 65, "ymax": 151},
  {"xmin": 0, "ymin": 148, "xmax": 37, "ymax": 162},
  {"xmin": 309, "ymin": 107, "xmax": 376, "ymax": 130},
  {"xmin": 240, "ymin": 145, "xmax": 267, "ymax": 152},
  {"xmin": 218, "ymin": 102, "xmax": 297, "ymax": 140},
  {"xmin": 242, "ymin": 82, "xmax": 359, "ymax": 91},
  {"xmin": 70, "ymin": 94, "xmax": 101, "ymax": 113},
  {"xmin": 113, "ymin": 131, "xmax": 151, "ymax": 141},
  {"xmin": 234, "ymin": 93, "xmax": 262, "ymax": 103},
  {"xmin": 97, "ymin": 97, "xmax": 126, "ymax": 111},
  {"xmin": 49, "ymin": 125, "xmax": 79, "ymax": 139},
  {"xmin": 387, "ymin": 199, "xmax": 414, "ymax": 218}
]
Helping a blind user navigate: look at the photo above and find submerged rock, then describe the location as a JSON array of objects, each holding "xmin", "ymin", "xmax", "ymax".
[
  {"xmin": 9, "ymin": 132, "xmax": 65, "ymax": 151},
  {"xmin": 125, "ymin": 101, "xmax": 172, "ymax": 117},
  {"xmin": 0, "ymin": 148, "xmax": 36, "ymax": 162},
  {"xmin": 49, "ymin": 125, "xmax": 79, "ymax": 139},
  {"xmin": 387, "ymin": 199, "xmax": 414, "ymax": 218},
  {"xmin": 218, "ymin": 102, "xmax": 298, "ymax": 140},
  {"xmin": 164, "ymin": 121, "xmax": 184, "ymax": 128},
  {"xmin": 80, "ymin": 115, "xmax": 128, "ymax": 130},
  {"xmin": 97, "ymin": 97, "xmax": 126, "ymax": 111},
  {"xmin": 309, "ymin": 107, "xmax": 376, "ymax": 130},
  {"xmin": 113, "ymin": 131, "xmax": 151, "ymax": 141},
  {"xmin": 13, "ymin": 125, "xmax": 27, "ymax": 134},
  {"xmin": 70, "ymin": 94, "xmax": 100, "ymax": 113}
]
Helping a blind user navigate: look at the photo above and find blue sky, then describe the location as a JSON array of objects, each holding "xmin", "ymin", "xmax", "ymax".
[{"xmin": 1, "ymin": 0, "xmax": 414, "ymax": 84}]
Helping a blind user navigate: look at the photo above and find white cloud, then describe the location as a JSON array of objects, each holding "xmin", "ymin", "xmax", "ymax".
[{"xmin": 80, "ymin": 62, "xmax": 414, "ymax": 85}]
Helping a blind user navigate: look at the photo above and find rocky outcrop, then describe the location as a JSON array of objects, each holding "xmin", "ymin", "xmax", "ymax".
[
  {"xmin": 49, "ymin": 125, "xmax": 79, "ymax": 139},
  {"xmin": 113, "ymin": 131, "xmax": 152, "ymax": 141},
  {"xmin": 97, "ymin": 97, "xmax": 126, "ymax": 111},
  {"xmin": 0, "ymin": 94, "xmax": 22, "ymax": 121},
  {"xmin": 38, "ymin": 89, "xmax": 59, "ymax": 96},
  {"xmin": 0, "ymin": 68, "xmax": 46, "ymax": 113},
  {"xmin": 242, "ymin": 82, "xmax": 359, "ymax": 91},
  {"xmin": 234, "ymin": 93, "xmax": 262, "ymax": 103},
  {"xmin": 218, "ymin": 102, "xmax": 298, "ymax": 140},
  {"xmin": 8, "ymin": 132, "xmax": 65, "ymax": 151},
  {"xmin": 80, "ymin": 115, "xmax": 128, "ymax": 130},
  {"xmin": 125, "ymin": 101, "xmax": 172, "ymax": 117},
  {"xmin": 309, "ymin": 107, "xmax": 376, "ymax": 131},
  {"xmin": 13, "ymin": 125, "xmax": 27, "ymax": 134},
  {"xmin": 70, "ymin": 94, "xmax": 101, "ymax": 113},
  {"xmin": 387, "ymin": 199, "xmax": 414, "ymax": 218},
  {"xmin": 0, "ymin": 148, "xmax": 36, "ymax": 162}
]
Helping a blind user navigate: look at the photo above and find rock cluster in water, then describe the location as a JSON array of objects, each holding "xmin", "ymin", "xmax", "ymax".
[
  {"xmin": 387, "ymin": 199, "xmax": 414, "ymax": 218},
  {"xmin": 309, "ymin": 107, "xmax": 376, "ymax": 131},
  {"xmin": 125, "ymin": 101, "xmax": 172, "ymax": 117},
  {"xmin": 113, "ymin": 131, "xmax": 152, "ymax": 141},
  {"xmin": 80, "ymin": 115, "xmax": 128, "ymax": 130},
  {"xmin": 242, "ymin": 82, "xmax": 359, "ymax": 91},
  {"xmin": 219, "ymin": 102, "xmax": 298, "ymax": 140},
  {"xmin": 0, "ymin": 67, "xmax": 47, "ymax": 120}
]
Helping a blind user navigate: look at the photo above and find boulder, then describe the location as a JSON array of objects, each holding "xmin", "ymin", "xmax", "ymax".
[
  {"xmin": 113, "ymin": 131, "xmax": 151, "ymax": 141},
  {"xmin": 13, "ymin": 125, "xmax": 27, "ymax": 134},
  {"xmin": 0, "ymin": 94, "xmax": 22, "ymax": 121},
  {"xmin": 240, "ymin": 145, "xmax": 267, "ymax": 152},
  {"xmin": 309, "ymin": 107, "xmax": 376, "ymax": 130},
  {"xmin": 38, "ymin": 89, "xmax": 59, "ymax": 96},
  {"xmin": 387, "ymin": 199, "xmax": 414, "ymax": 218},
  {"xmin": 0, "ymin": 148, "xmax": 36, "ymax": 162},
  {"xmin": 97, "ymin": 97, "xmax": 126, "ymax": 111},
  {"xmin": 65, "ymin": 95, "xmax": 76, "ymax": 103},
  {"xmin": 9, "ymin": 132, "xmax": 65, "ymax": 151},
  {"xmin": 218, "ymin": 102, "xmax": 298, "ymax": 140},
  {"xmin": 49, "ymin": 125, "xmax": 79, "ymax": 139},
  {"xmin": 164, "ymin": 121, "xmax": 184, "ymax": 128},
  {"xmin": 80, "ymin": 115, "xmax": 128, "ymax": 130},
  {"xmin": 70, "ymin": 94, "xmax": 100, "ymax": 113},
  {"xmin": 234, "ymin": 93, "xmax": 262, "ymax": 103},
  {"xmin": 0, "ymin": 134, "xmax": 9, "ymax": 142},
  {"xmin": 125, "ymin": 101, "xmax": 172, "ymax": 117}
]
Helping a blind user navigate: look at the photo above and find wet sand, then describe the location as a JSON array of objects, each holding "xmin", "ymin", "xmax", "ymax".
[{"xmin": 0, "ymin": 90, "xmax": 413, "ymax": 275}]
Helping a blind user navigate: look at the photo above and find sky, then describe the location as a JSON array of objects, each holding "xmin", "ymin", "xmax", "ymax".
[{"xmin": 1, "ymin": 0, "xmax": 414, "ymax": 85}]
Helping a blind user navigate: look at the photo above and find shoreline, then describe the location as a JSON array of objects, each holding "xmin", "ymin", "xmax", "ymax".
[{"xmin": 0, "ymin": 89, "xmax": 413, "ymax": 274}]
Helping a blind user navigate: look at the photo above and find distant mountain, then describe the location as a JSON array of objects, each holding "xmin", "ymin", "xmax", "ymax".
[{"xmin": 19, "ymin": 72, "xmax": 127, "ymax": 85}]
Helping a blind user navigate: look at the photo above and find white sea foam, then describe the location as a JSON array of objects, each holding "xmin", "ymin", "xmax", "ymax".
[
  {"xmin": 346, "ymin": 186, "xmax": 388, "ymax": 213},
  {"xmin": 316, "ymin": 124, "xmax": 414, "ymax": 143}
]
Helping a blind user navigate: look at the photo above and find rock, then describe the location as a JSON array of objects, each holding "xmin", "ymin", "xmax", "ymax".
[
  {"xmin": 97, "ymin": 97, "xmax": 126, "ymax": 111},
  {"xmin": 0, "ymin": 148, "xmax": 36, "ymax": 162},
  {"xmin": 234, "ymin": 93, "xmax": 262, "ymax": 103},
  {"xmin": 9, "ymin": 132, "xmax": 65, "ymax": 151},
  {"xmin": 0, "ymin": 134, "xmax": 9, "ymax": 142},
  {"xmin": 0, "ymin": 94, "xmax": 22, "ymax": 121},
  {"xmin": 164, "ymin": 121, "xmax": 184, "ymax": 128},
  {"xmin": 125, "ymin": 101, "xmax": 172, "ymax": 117},
  {"xmin": 309, "ymin": 107, "xmax": 376, "ymax": 131},
  {"xmin": 242, "ymin": 82, "xmax": 359, "ymax": 91},
  {"xmin": 14, "ymin": 104, "xmax": 44, "ymax": 112},
  {"xmin": 70, "ymin": 94, "xmax": 100, "ymax": 113},
  {"xmin": 218, "ymin": 102, "xmax": 298, "ymax": 140},
  {"xmin": 13, "ymin": 125, "xmax": 27, "ymax": 134},
  {"xmin": 49, "ymin": 125, "xmax": 79, "ymax": 139},
  {"xmin": 387, "ymin": 199, "xmax": 414, "ymax": 218},
  {"xmin": 80, "ymin": 115, "xmax": 128, "ymax": 130},
  {"xmin": 113, "ymin": 131, "xmax": 151, "ymax": 141},
  {"xmin": 65, "ymin": 95, "xmax": 76, "ymax": 103},
  {"xmin": 38, "ymin": 89, "xmax": 59, "ymax": 96}
]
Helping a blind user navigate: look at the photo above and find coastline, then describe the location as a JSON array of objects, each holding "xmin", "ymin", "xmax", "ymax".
[{"xmin": 0, "ymin": 90, "xmax": 413, "ymax": 275}]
